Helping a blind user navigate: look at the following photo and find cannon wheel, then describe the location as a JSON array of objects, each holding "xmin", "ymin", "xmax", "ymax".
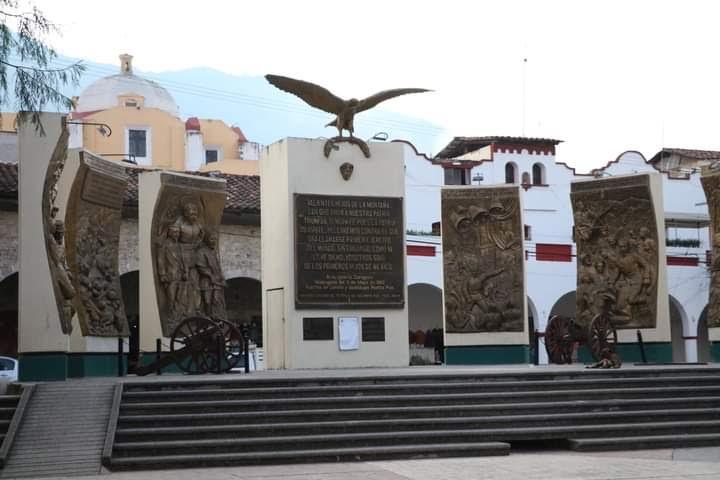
[
  {"xmin": 545, "ymin": 315, "xmax": 575, "ymax": 364},
  {"xmin": 205, "ymin": 320, "xmax": 245, "ymax": 373},
  {"xmin": 588, "ymin": 313, "xmax": 619, "ymax": 364},
  {"xmin": 170, "ymin": 316, "xmax": 218, "ymax": 374}
]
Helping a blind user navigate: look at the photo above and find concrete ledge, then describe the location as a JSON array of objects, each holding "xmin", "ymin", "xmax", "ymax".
[{"xmin": 445, "ymin": 345, "xmax": 530, "ymax": 365}]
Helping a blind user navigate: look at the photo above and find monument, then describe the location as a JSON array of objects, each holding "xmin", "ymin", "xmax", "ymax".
[
  {"xmin": 441, "ymin": 185, "xmax": 528, "ymax": 364},
  {"xmin": 138, "ymin": 171, "xmax": 227, "ymax": 357},
  {"xmin": 570, "ymin": 173, "xmax": 671, "ymax": 361},
  {"xmin": 18, "ymin": 114, "xmax": 73, "ymax": 380},
  {"xmin": 65, "ymin": 151, "xmax": 130, "ymax": 338},
  {"xmin": 261, "ymin": 138, "xmax": 409, "ymax": 369},
  {"xmin": 700, "ymin": 171, "xmax": 720, "ymax": 349}
]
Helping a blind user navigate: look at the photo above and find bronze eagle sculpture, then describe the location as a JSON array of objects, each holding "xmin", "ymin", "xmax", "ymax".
[{"xmin": 265, "ymin": 74, "xmax": 430, "ymax": 158}]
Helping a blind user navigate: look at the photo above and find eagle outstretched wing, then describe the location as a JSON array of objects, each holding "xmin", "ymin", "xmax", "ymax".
[
  {"xmin": 356, "ymin": 88, "xmax": 431, "ymax": 113},
  {"xmin": 265, "ymin": 74, "xmax": 345, "ymax": 115}
]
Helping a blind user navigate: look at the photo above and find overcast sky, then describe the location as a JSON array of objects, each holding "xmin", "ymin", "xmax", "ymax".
[{"xmin": 32, "ymin": 0, "xmax": 720, "ymax": 172}]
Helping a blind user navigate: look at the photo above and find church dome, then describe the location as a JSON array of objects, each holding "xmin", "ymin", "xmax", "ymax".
[{"xmin": 75, "ymin": 54, "xmax": 179, "ymax": 116}]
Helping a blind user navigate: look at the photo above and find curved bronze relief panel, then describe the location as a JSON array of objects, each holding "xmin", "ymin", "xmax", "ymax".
[
  {"xmin": 701, "ymin": 172, "xmax": 720, "ymax": 328},
  {"xmin": 65, "ymin": 152, "xmax": 129, "ymax": 336},
  {"xmin": 442, "ymin": 186, "xmax": 524, "ymax": 333},
  {"xmin": 571, "ymin": 175, "xmax": 659, "ymax": 330},
  {"xmin": 41, "ymin": 121, "xmax": 76, "ymax": 334},
  {"xmin": 151, "ymin": 173, "xmax": 227, "ymax": 337}
]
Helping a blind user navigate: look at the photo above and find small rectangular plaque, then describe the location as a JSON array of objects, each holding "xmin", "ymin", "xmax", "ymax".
[
  {"xmin": 338, "ymin": 316, "xmax": 360, "ymax": 351},
  {"xmin": 362, "ymin": 317, "xmax": 385, "ymax": 342},
  {"xmin": 302, "ymin": 317, "xmax": 333, "ymax": 340}
]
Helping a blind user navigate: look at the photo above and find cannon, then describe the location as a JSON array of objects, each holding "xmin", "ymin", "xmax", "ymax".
[
  {"xmin": 135, "ymin": 317, "xmax": 244, "ymax": 375},
  {"xmin": 545, "ymin": 293, "xmax": 621, "ymax": 368}
]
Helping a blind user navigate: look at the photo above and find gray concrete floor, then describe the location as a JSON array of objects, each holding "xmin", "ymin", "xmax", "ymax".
[{"xmin": 8, "ymin": 447, "xmax": 718, "ymax": 480}]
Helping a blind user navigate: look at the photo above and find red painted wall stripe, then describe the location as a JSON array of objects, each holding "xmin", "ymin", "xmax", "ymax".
[
  {"xmin": 535, "ymin": 243, "xmax": 572, "ymax": 262},
  {"xmin": 407, "ymin": 245, "xmax": 436, "ymax": 257},
  {"xmin": 667, "ymin": 256, "xmax": 699, "ymax": 266}
]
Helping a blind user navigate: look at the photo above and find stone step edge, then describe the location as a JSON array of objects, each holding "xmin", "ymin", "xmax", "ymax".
[
  {"xmin": 569, "ymin": 433, "xmax": 720, "ymax": 451},
  {"xmin": 120, "ymin": 375, "xmax": 720, "ymax": 398},
  {"xmin": 112, "ymin": 419, "xmax": 720, "ymax": 450},
  {"xmin": 119, "ymin": 367, "xmax": 720, "ymax": 390},
  {"xmin": 116, "ymin": 396, "xmax": 720, "ymax": 423},
  {"xmin": 117, "ymin": 385, "xmax": 720, "ymax": 409},
  {"xmin": 115, "ymin": 407, "xmax": 720, "ymax": 435},
  {"xmin": 107, "ymin": 441, "xmax": 509, "ymax": 469}
]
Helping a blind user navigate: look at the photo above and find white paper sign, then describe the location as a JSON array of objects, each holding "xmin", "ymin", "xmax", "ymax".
[{"xmin": 338, "ymin": 316, "xmax": 360, "ymax": 351}]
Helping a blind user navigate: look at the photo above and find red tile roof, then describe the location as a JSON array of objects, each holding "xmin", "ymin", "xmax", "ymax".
[
  {"xmin": 436, "ymin": 136, "xmax": 563, "ymax": 159},
  {"xmin": 0, "ymin": 162, "xmax": 259, "ymax": 214},
  {"xmin": 649, "ymin": 148, "xmax": 720, "ymax": 164}
]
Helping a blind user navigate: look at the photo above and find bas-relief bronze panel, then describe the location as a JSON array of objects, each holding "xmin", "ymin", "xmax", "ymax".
[
  {"xmin": 151, "ymin": 173, "xmax": 227, "ymax": 337},
  {"xmin": 294, "ymin": 194, "xmax": 405, "ymax": 309},
  {"xmin": 571, "ymin": 175, "xmax": 659, "ymax": 330},
  {"xmin": 701, "ymin": 173, "xmax": 720, "ymax": 328},
  {"xmin": 41, "ymin": 121, "xmax": 76, "ymax": 334},
  {"xmin": 65, "ymin": 152, "xmax": 129, "ymax": 337},
  {"xmin": 442, "ymin": 187, "xmax": 525, "ymax": 333}
]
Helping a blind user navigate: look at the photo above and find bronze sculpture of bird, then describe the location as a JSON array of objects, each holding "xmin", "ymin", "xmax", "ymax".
[{"xmin": 265, "ymin": 74, "xmax": 430, "ymax": 138}]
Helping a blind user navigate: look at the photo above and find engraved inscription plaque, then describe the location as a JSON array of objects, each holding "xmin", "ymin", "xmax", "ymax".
[
  {"xmin": 442, "ymin": 186, "xmax": 525, "ymax": 333},
  {"xmin": 701, "ymin": 172, "xmax": 720, "ymax": 328},
  {"xmin": 65, "ymin": 151, "xmax": 129, "ymax": 337},
  {"xmin": 571, "ymin": 174, "xmax": 659, "ymax": 329},
  {"xmin": 294, "ymin": 194, "xmax": 404, "ymax": 309}
]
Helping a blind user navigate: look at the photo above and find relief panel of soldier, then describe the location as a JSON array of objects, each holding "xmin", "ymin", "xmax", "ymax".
[
  {"xmin": 701, "ymin": 173, "xmax": 720, "ymax": 328},
  {"xmin": 571, "ymin": 175, "xmax": 659, "ymax": 329},
  {"xmin": 442, "ymin": 187, "xmax": 524, "ymax": 333},
  {"xmin": 42, "ymin": 125, "xmax": 76, "ymax": 334},
  {"xmin": 154, "ymin": 195, "xmax": 227, "ymax": 335}
]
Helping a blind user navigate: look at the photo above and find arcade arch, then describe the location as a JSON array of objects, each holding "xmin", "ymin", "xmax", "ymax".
[
  {"xmin": 698, "ymin": 306, "xmax": 710, "ymax": 363},
  {"xmin": 225, "ymin": 277, "xmax": 262, "ymax": 345},
  {"xmin": 0, "ymin": 272, "xmax": 18, "ymax": 356}
]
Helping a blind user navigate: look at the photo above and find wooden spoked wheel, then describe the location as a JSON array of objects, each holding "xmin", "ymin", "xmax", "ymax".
[
  {"xmin": 205, "ymin": 320, "xmax": 244, "ymax": 373},
  {"xmin": 588, "ymin": 313, "xmax": 618, "ymax": 363},
  {"xmin": 170, "ymin": 316, "xmax": 218, "ymax": 374},
  {"xmin": 545, "ymin": 315, "xmax": 575, "ymax": 364}
]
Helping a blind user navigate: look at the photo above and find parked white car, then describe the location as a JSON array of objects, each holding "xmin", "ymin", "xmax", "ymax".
[{"xmin": 0, "ymin": 356, "xmax": 17, "ymax": 382}]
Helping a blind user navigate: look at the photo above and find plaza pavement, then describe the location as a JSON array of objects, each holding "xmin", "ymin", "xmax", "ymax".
[{"xmin": 8, "ymin": 447, "xmax": 720, "ymax": 480}]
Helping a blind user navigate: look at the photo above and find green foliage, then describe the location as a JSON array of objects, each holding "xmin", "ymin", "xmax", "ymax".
[
  {"xmin": 0, "ymin": 0, "xmax": 84, "ymax": 132},
  {"xmin": 666, "ymin": 238, "xmax": 701, "ymax": 248},
  {"xmin": 406, "ymin": 229, "xmax": 439, "ymax": 237}
]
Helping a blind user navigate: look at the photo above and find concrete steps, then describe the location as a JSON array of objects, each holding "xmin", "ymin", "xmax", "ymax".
[
  {"xmin": 106, "ymin": 367, "xmax": 720, "ymax": 470},
  {"xmin": 0, "ymin": 382, "xmax": 113, "ymax": 478},
  {"xmin": 0, "ymin": 390, "xmax": 26, "ymax": 469}
]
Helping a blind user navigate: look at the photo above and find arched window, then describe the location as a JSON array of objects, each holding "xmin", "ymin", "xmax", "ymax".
[
  {"xmin": 521, "ymin": 171, "xmax": 531, "ymax": 185},
  {"xmin": 505, "ymin": 163, "xmax": 516, "ymax": 184},
  {"xmin": 532, "ymin": 163, "xmax": 545, "ymax": 185}
]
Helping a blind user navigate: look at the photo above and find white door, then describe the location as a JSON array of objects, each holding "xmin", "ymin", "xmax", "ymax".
[{"xmin": 265, "ymin": 289, "xmax": 285, "ymax": 369}]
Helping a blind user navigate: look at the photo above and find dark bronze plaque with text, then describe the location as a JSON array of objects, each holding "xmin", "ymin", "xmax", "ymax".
[{"xmin": 295, "ymin": 194, "xmax": 404, "ymax": 309}]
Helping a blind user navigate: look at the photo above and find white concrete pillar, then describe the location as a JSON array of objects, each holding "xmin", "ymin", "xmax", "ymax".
[{"xmin": 684, "ymin": 337, "xmax": 699, "ymax": 363}]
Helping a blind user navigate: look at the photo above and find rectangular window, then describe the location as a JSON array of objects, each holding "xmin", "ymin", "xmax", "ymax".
[
  {"xmin": 303, "ymin": 317, "xmax": 333, "ymax": 340},
  {"xmin": 205, "ymin": 149, "xmax": 218, "ymax": 164},
  {"xmin": 362, "ymin": 317, "xmax": 385, "ymax": 342},
  {"xmin": 535, "ymin": 243, "xmax": 572, "ymax": 262},
  {"xmin": 128, "ymin": 129, "xmax": 147, "ymax": 158},
  {"xmin": 524, "ymin": 225, "xmax": 532, "ymax": 240},
  {"xmin": 444, "ymin": 168, "xmax": 470, "ymax": 185}
]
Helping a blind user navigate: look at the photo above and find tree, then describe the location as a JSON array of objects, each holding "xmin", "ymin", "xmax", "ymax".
[{"xmin": 0, "ymin": 0, "xmax": 84, "ymax": 132}]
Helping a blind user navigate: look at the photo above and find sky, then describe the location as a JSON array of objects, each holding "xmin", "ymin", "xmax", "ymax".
[{"xmin": 29, "ymin": 0, "xmax": 720, "ymax": 172}]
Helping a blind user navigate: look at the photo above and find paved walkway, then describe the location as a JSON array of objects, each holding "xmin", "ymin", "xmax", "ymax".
[{"xmin": 5, "ymin": 447, "xmax": 718, "ymax": 480}]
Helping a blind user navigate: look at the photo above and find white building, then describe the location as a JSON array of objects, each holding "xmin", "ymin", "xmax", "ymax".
[{"xmin": 401, "ymin": 136, "xmax": 717, "ymax": 365}]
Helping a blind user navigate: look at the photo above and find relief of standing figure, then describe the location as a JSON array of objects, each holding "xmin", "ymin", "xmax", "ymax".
[{"xmin": 196, "ymin": 232, "xmax": 227, "ymax": 320}]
